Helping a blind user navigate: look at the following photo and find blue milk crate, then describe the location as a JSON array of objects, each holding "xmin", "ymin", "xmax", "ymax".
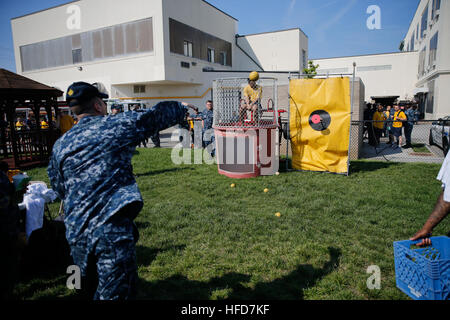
[{"xmin": 393, "ymin": 236, "xmax": 450, "ymax": 300}]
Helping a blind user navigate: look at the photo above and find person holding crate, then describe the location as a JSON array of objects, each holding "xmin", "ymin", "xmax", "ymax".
[{"xmin": 411, "ymin": 152, "xmax": 450, "ymax": 246}]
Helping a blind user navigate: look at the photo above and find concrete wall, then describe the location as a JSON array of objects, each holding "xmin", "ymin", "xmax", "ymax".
[
  {"xmin": 349, "ymin": 78, "xmax": 365, "ymax": 160},
  {"xmin": 235, "ymin": 28, "xmax": 308, "ymax": 72}
]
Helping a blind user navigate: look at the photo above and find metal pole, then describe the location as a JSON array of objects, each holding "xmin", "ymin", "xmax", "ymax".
[
  {"xmin": 347, "ymin": 62, "xmax": 356, "ymax": 176},
  {"xmin": 286, "ymin": 73, "xmax": 291, "ymax": 171}
]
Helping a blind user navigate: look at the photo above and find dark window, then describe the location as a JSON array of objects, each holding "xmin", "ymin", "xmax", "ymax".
[
  {"xmin": 432, "ymin": 0, "xmax": 441, "ymax": 19},
  {"xmin": 421, "ymin": 5, "xmax": 428, "ymax": 38},
  {"xmin": 169, "ymin": 18, "xmax": 232, "ymax": 66},
  {"xmin": 429, "ymin": 32, "xmax": 438, "ymax": 66},
  {"xmin": 181, "ymin": 61, "xmax": 190, "ymax": 68},
  {"xmin": 72, "ymin": 48, "xmax": 82, "ymax": 64},
  {"xmin": 220, "ymin": 52, "xmax": 227, "ymax": 65},
  {"xmin": 184, "ymin": 41, "xmax": 193, "ymax": 57},
  {"xmin": 207, "ymin": 48, "xmax": 215, "ymax": 63},
  {"xmin": 133, "ymin": 85, "xmax": 145, "ymax": 93}
]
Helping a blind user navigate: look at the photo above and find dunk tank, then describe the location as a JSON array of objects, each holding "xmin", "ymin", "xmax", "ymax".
[{"xmin": 213, "ymin": 77, "xmax": 279, "ymax": 178}]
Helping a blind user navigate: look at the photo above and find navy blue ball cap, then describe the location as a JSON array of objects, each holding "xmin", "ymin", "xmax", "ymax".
[{"xmin": 66, "ymin": 82, "xmax": 109, "ymax": 106}]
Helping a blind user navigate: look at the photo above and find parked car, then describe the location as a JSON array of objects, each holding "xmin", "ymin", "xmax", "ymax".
[{"xmin": 429, "ymin": 117, "xmax": 450, "ymax": 155}]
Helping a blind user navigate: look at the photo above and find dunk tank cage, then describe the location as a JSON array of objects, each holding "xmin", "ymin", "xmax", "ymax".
[{"xmin": 213, "ymin": 77, "xmax": 279, "ymax": 178}]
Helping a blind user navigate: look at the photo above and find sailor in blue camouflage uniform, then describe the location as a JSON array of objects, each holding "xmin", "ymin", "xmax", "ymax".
[
  {"xmin": 47, "ymin": 82, "xmax": 197, "ymax": 300},
  {"xmin": 197, "ymin": 100, "xmax": 215, "ymax": 157}
]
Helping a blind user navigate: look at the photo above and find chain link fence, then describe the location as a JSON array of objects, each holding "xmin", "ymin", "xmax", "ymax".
[{"xmin": 350, "ymin": 120, "xmax": 445, "ymax": 164}]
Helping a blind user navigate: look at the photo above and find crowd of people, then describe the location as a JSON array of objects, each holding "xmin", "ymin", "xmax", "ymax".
[
  {"xmin": 364, "ymin": 103, "xmax": 421, "ymax": 149},
  {"xmin": 10, "ymin": 112, "xmax": 77, "ymax": 135}
]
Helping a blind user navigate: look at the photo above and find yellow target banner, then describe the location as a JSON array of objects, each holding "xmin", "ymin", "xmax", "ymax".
[{"xmin": 289, "ymin": 77, "xmax": 351, "ymax": 174}]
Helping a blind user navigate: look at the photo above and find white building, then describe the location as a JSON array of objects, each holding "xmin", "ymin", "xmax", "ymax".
[
  {"xmin": 11, "ymin": 0, "xmax": 308, "ymax": 110},
  {"xmin": 312, "ymin": 0, "xmax": 449, "ymax": 119},
  {"xmin": 402, "ymin": 0, "xmax": 449, "ymax": 120}
]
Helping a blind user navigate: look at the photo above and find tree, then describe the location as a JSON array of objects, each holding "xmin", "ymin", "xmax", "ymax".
[{"xmin": 303, "ymin": 61, "xmax": 319, "ymax": 79}]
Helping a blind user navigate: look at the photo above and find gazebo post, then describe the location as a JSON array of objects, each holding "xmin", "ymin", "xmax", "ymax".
[
  {"xmin": 6, "ymin": 99, "xmax": 19, "ymax": 168},
  {"xmin": 0, "ymin": 104, "xmax": 8, "ymax": 158},
  {"xmin": 32, "ymin": 100, "xmax": 44, "ymax": 162}
]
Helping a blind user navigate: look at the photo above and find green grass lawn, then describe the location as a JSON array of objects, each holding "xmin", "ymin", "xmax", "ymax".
[{"xmin": 13, "ymin": 148, "xmax": 449, "ymax": 300}]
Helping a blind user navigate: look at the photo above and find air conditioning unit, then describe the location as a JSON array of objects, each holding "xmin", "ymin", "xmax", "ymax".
[
  {"xmin": 435, "ymin": 9, "xmax": 440, "ymax": 18},
  {"xmin": 429, "ymin": 20, "xmax": 433, "ymax": 28},
  {"xmin": 423, "ymin": 30, "xmax": 427, "ymax": 37}
]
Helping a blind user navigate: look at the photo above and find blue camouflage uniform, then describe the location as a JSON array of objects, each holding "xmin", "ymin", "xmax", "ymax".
[
  {"xmin": 48, "ymin": 101, "xmax": 187, "ymax": 299},
  {"xmin": 198, "ymin": 109, "xmax": 215, "ymax": 156},
  {"xmin": 404, "ymin": 108, "xmax": 415, "ymax": 146}
]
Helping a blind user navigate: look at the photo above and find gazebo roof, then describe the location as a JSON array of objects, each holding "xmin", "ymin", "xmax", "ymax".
[{"xmin": 0, "ymin": 68, "xmax": 63, "ymax": 97}]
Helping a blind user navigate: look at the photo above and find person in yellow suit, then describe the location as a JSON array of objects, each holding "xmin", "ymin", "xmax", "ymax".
[
  {"xmin": 15, "ymin": 118, "xmax": 25, "ymax": 131},
  {"xmin": 372, "ymin": 104, "xmax": 387, "ymax": 146},
  {"xmin": 391, "ymin": 105, "xmax": 407, "ymax": 148},
  {"xmin": 240, "ymin": 71, "xmax": 262, "ymax": 123},
  {"xmin": 57, "ymin": 112, "xmax": 74, "ymax": 134},
  {"xmin": 40, "ymin": 118, "xmax": 49, "ymax": 129}
]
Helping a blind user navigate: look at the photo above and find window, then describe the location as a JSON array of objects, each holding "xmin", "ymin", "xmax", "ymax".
[
  {"xmin": 207, "ymin": 48, "xmax": 215, "ymax": 63},
  {"xmin": 72, "ymin": 49, "xmax": 82, "ymax": 64},
  {"xmin": 421, "ymin": 5, "xmax": 428, "ymax": 38},
  {"xmin": 183, "ymin": 41, "xmax": 193, "ymax": 57},
  {"xmin": 133, "ymin": 85, "xmax": 146, "ymax": 93},
  {"xmin": 410, "ymin": 32, "xmax": 415, "ymax": 51},
  {"xmin": 432, "ymin": 0, "xmax": 441, "ymax": 19},
  {"xmin": 302, "ymin": 50, "xmax": 307, "ymax": 70},
  {"xmin": 426, "ymin": 80, "xmax": 435, "ymax": 114},
  {"xmin": 220, "ymin": 52, "xmax": 227, "ymax": 66},
  {"xmin": 416, "ymin": 24, "xmax": 419, "ymax": 40},
  {"xmin": 429, "ymin": 32, "xmax": 438, "ymax": 66},
  {"xmin": 418, "ymin": 47, "xmax": 427, "ymax": 76}
]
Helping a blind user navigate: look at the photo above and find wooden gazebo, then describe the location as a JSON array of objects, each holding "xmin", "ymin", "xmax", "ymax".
[{"xmin": 0, "ymin": 68, "xmax": 63, "ymax": 169}]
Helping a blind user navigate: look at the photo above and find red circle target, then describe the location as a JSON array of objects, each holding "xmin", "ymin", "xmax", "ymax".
[{"xmin": 308, "ymin": 110, "xmax": 331, "ymax": 131}]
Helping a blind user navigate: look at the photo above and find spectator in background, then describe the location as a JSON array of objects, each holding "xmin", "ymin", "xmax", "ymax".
[
  {"xmin": 15, "ymin": 118, "xmax": 24, "ymax": 131},
  {"xmin": 385, "ymin": 106, "xmax": 395, "ymax": 144},
  {"xmin": 372, "ymin": 104, "xmax": 386, "ymax": 146},
  {"xmin": 57, "ymin": 112, "xmax": 75, "ymax": 135},
  {"xmin": 391, "ymin": 105, "xmax": 407, "ymax": 149},
  {"xmin": 364, "ymin": 104, "xmax": 376, "ymax": 146},
  {"xmin": 403, "ymin": 105, "xmax": 415, "ymax": 149},
  {"xmin": 412, "ymin": 104, "xmax": 420, "ymax": 124},
  {"xmin": 25, "ymin": 115, "xmax": 34, "ymax": 130},
  {"xmin": 110, "ymin": 105, "xmax": 122, "ymax": 116},
  {"xmin": 195, "ymin": 100, "xmax": 215, "ymax": 156},
  {"xmin": 40, "ymin": 117, "xmax": 49, "ymax": 130}
]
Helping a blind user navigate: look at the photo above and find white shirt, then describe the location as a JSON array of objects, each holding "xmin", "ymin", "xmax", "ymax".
[{"xmin": 437, "ymin": 152, "xmax": 450, "ymax": 202}]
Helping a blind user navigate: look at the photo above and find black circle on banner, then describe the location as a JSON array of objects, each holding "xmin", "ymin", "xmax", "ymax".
[{"xmin": 309, "ymin": 110, "xmax": 331, "ymax": 131}]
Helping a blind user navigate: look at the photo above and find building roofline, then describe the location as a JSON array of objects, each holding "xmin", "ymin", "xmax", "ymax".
[
  {"xmin": 312, "ymin": 50, "xmax": 418, "ymax": 61},
  {"xmin": 11, "ymin": 0, "xmax": 238, "ymax": 22},
  {"xmin": 202, "ymin": 0, "xmax": 238, "ymax": 21},
  {"xmin": 11, "ymin": 0, "xmax": 80, "ymax": 20},
  {"xmin": 237, "ymin": 27, "xmax": 308, "ymax": 39}
]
